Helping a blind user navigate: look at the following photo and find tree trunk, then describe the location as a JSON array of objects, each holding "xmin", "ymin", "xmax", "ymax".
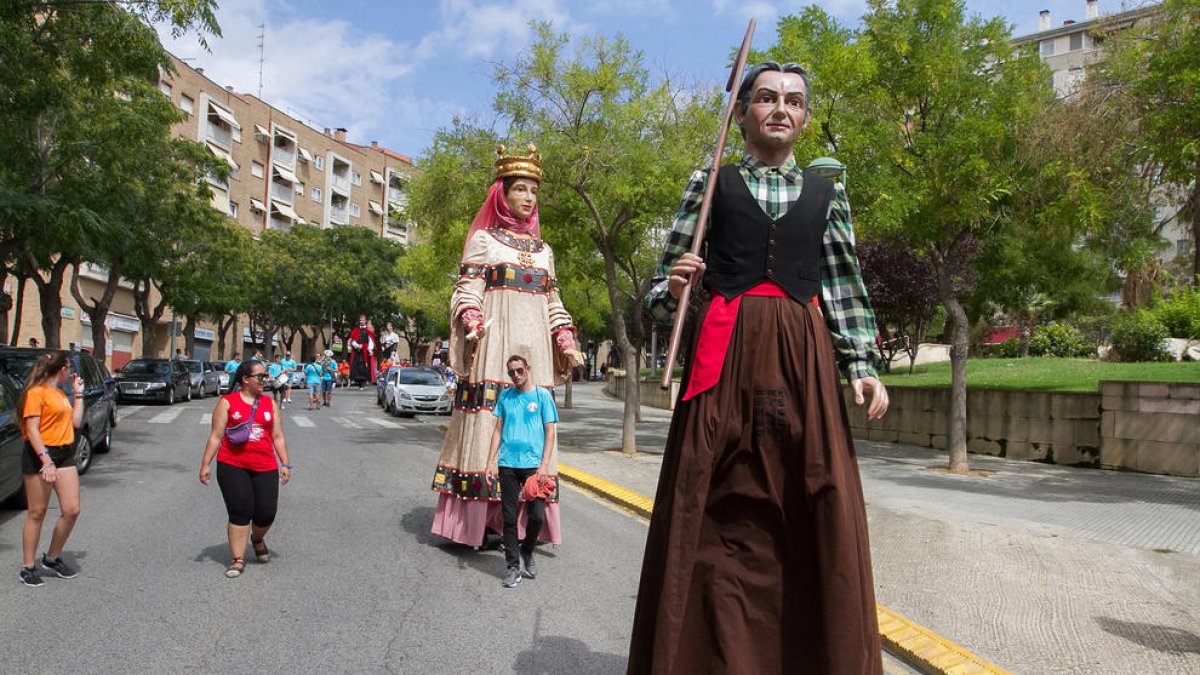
[
  {"xmin": 1190, "ymin": 161, "xmax": 1199, "ymax": 285},
  {"xmin": 133, "ymin": 279, "xmax": 168, "ymax": 358},
  {"xmin": 298, "ymin": 326, "xmax": 315, "ymax": 362},
  {"xmin": 10, "ymin": 274, "xmax": 27, "ymax": 346},
  {"xmin": 0, "ymin": 268, "xmax": 10, "ymax": 346},
  {"xmin": 70, "ymin": 262, "xmax": 122, "ymax": 366},
  {"xmin": 183, "ymin": 314, "xmax": 196, "ymax": 359},
  {"xmin": 562, "ymin": 374, "xmax": 573, "ymax": 409},
  {"xmin": 597, "ymin": 236, "xmax": 640, "ymax": 455},
  {"xmin": 30, "ymin": 257, "xmax": 71, "ymax": 350},
  {"xmin": 941, "ymin": 281, "xmax": 971, "ymax": 474}
]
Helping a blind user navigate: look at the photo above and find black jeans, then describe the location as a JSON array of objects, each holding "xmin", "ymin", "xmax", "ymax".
[{"xmin": 499, "ymin": 467, "xmax": 545, "ymax": 569}]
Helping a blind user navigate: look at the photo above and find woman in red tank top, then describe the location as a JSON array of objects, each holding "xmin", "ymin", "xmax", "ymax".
[{"xmin": 199, "ymin": 360, "xmax": 292, "ymax": 578}]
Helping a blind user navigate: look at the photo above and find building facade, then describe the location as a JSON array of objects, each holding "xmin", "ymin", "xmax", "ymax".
[{"xmin": 9, "ymin": 53, "xmax": 417, "ymax": 366}]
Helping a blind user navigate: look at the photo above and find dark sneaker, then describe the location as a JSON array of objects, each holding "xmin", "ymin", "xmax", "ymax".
[
  {"xmin": 502, "ymin": 566, "xmax": 522, "ymax": 588},
  {"xmin": 521, "ymin": 551, "xmax": 538, "ymax": 580},
  {"xmin": 40, "ymin": 554, "xmax": 77, "ymax": 579},
  {"xmin": 19, "ymin": 566, "xmax": 44, "ymax": 588}
]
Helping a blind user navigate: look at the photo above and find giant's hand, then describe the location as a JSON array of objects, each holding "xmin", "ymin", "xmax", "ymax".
[
  {"xmin": 852, "ymin": 376, "xmax": 889, "ymax": 421},
  {"xmin": 562, "ymin": 348, "xmax": 585, "ymax": 368},
  {"xmin": 667, "ymin": 252, "xmax": 706, "ymax": 301}
]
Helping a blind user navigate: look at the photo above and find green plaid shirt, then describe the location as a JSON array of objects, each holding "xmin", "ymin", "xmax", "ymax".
[{"xmin": 646, "ymin": 155, "xmax": 879, "ymax": 380}]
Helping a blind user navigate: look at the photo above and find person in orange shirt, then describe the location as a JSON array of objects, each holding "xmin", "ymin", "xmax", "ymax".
[{"xmin": 17, "ymin": 352, "xmax": 85, "ymax": 588}]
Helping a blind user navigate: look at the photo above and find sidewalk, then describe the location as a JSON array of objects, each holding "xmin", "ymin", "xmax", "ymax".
[{"xmin": 555, "ymin": 382, "xmax": 1200, "ymax": 674}]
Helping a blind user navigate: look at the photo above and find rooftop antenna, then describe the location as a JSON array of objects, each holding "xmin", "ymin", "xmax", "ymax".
[{"xmin": 256, "ymin": 23, "xmax": 265, "ymax": 98}]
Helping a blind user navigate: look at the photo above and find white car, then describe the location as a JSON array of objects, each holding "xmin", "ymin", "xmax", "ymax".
[{"xmin": 384, "ymin": 367, "xmax": 452, "ymax": 417}]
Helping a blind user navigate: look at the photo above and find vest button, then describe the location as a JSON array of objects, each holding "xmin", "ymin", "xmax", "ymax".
[
  {"xmin": 766, "ymin": 269, "xmax": 774, "ymax": 276},
  {"xmin": 768, "ymin": 239, "xmax": 776, "ymax": 246}
]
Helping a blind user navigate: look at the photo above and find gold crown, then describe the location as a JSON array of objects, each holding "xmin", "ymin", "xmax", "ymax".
[{"xmin": 494, "ymin": 144, "xmax": 543, "ymax": 182}]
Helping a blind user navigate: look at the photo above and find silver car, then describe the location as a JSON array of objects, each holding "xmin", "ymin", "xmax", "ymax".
[
  {"xmin": 384, "ymin": 367, "xmax": 452, "ymax": 417},
  {"xmin": 183, "ymin": 360, "xmax": 221, "ymax": 399}
]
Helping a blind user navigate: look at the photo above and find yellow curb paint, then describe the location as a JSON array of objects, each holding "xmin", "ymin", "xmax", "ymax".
[{"xmin": 558, "ymin": 462, "xmax": 1012, "ymax": 675}]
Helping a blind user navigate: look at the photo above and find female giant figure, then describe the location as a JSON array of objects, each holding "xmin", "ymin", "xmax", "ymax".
[{"xmin": 430, "ymin": 145, "xmax": 584, "ymax": 547}]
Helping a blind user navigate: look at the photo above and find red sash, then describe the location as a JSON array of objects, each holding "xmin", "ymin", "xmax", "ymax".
[{"xmin": 682, "ymin": 282, "xmax": 817, "ymax": 401}]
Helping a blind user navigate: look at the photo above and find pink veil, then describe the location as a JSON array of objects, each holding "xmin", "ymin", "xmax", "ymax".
[{"xmin": 461, "ymin": 178, "xmax": 540, "ymax": 258}]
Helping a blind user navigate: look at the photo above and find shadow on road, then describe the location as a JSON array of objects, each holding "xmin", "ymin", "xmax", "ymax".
[
  {"xmin": 512, "ymin": 608, "xmax": 626, "ymax": 674},
  {"xmin": 1095, "ymin": 616, "xmax": 1200, "ymax": 654}
]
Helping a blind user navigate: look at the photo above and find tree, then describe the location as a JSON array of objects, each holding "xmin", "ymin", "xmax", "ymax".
[
  {"xmin": 858, "ymin": 237, "xmax": 940, "ymax": 373},
  {"xmin": 492, "ymin": 23, "xmax": 721, "ymax": 453},
  {"xmin": 769, "ymin": 0, "xmax": 1050, "ymax": 472},
  {"xmin": 0, "ymin": 1, "xmax": 219, "ymax": 348}
]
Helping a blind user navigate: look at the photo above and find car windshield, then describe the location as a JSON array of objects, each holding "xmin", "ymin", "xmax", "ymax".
[
  {"xmin": 184, "ymin": 361, "xmax": 203, "ymax": 373},
  {"xmin": 1, "ymin": 354, "xmax": 40, "ymax": 382},
  {"xmin": 123, "ymin": 361, "xmax": 170, "ymax": 375},
  {"xmin": 400, "ymin": 371, "xmax": 443, "ymax": 386}
]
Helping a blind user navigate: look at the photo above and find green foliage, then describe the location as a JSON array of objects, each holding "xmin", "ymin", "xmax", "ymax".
[
  {"xmin": 881, "ymin": 357, "xmax": 1200, "ymax": 392},
  {"xmin": 1150, "ymin": 286, "xmax": 1200, "ymax": 339},
  {"xmin": 994, "ymin": 338, "xmax": 1022, "ymax": 359},
  {"xmin": 1029, "ymin": 323, "xmax": 1095, "ymax": 358},
  {"xmin": 1109, "ymin": 311, "xmax": 1172, "ymax": 362}
]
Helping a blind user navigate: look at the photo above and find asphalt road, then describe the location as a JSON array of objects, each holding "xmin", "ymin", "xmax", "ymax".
[{"xmin": 0, "ymin": 389, "xmax": 647, "ymax": 674}]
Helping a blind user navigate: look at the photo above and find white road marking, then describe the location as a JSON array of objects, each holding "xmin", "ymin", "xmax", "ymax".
[
  {"xmin": 116, "ymin": 405, "xmax": 146, "ymax": 424},
  {"xmin": 364, "ymin": 417, "xmax": 399, "ymax": 428},
  {"xmin": 331, "ymin": 417, "xmax": 362, "ymax": 429},
  {"xmin": 292, "ymin": 416, "xmax": 315, "ymax": 428},
  {"xmin": 201, "ymin": 413, "xmax": 211, "ymax": 424},
  {"xmin": 148, "ymin": 408, "xmax": 184, "ymax": 424}
]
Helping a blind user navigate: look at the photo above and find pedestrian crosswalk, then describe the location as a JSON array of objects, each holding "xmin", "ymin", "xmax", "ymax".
[{"xmin": 120, "ymin": 403, "xmax": 418, "ymax": 431}]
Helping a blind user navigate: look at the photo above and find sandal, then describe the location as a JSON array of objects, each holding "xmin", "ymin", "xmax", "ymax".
[
  {"xmin": 225, "ymin": 556, "xmax": 245, "ymax": 578},
  {"xmin": 251, "ymin": 539, "xmax": 270, "ymax": 564}
]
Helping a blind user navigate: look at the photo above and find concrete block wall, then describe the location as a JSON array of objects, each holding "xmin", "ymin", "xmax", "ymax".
[
  {"xmin": 1099, "ymin": 382, "xmax": 1199, "ymax": 477},
  {"xmin": 841, "ymin": 386, "xmax": 1102, "ymax": 467}
]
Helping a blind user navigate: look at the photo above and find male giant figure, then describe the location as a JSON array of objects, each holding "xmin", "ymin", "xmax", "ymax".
[
  {"xmin": 627, "ymin": 62, "xmax": 889, "ymax": 674},
  {"xmin": 347, "ymin": 315, "xmax": 377, "ymax": 389}
]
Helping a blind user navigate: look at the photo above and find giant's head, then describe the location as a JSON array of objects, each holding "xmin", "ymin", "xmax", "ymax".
[{"xmin": 734, "ymin": 61, "xmax": 811, "ymax": 154}]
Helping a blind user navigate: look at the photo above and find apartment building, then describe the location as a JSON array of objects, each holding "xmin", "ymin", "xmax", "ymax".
[
  {"xmin": 1012, "ymin": 0, "xmax": 1190, "ymax": 265},
  {"xmin": 9, "ymin": 53, "xmax": 418, "ymax": 366}
]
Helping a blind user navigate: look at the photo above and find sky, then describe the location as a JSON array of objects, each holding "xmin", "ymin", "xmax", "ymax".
[{"xmin": 156, "ymin": 1, "xmax": 1138, "ymax": 160}]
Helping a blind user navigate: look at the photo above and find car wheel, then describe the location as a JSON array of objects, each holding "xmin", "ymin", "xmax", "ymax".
[
  {"xmin": 196, "ymin": 384, "xmax": 205, "ymax": 400},
  {"xmin": 75, "ymin": 434, "xmax": 93, "ymax": 475},
  {"xmin": 167, "ymin": 387, "xmax": 175, "ymax": 405},
  {"xmin": 95, "ymin": 419, "xmax": 113, "ymax": 454}
]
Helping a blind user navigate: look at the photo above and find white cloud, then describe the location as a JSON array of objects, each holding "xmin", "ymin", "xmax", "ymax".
[
  {"xmin": 416, "ymin": 0, "xmax": 577, "ymax": 62},
  {"xmin": 710, "ymin": 0, "xmax": 868, "ymax": 25}
]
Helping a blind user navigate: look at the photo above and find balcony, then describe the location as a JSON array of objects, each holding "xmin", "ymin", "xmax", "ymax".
[
  {"xmin": 272, "ymin": 145, "xmax": 296, "ymax": 167},
  {"xmin": 387, "ymin": 187, "xmax": 407, "ymax": 206},
  {"xmin": 270, "ymin": 182, "xmax": 294, "ymax": 203},
  {"xmin": 206, "ymin": 124, "xmax": 232, "ymax": 149},
  {"xmin": 330, "ymin": 206, "xmax": 348, "ymax": 224},
  {"xmin": 267, "ymin": 216, "xmax": 293, "ymax": 232},
  {"xmin": 331, "ymin": 174, "xmax": 351, "ymax": 194}
]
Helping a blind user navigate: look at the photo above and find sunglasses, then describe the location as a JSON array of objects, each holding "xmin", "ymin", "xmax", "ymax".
[
  {"xmin": 249, "ymin": 373, "xmax": 270, "ymax": 380},
  {"xmin": 507, "ymin": 367, "xmax": 526, "ymax": 377}
]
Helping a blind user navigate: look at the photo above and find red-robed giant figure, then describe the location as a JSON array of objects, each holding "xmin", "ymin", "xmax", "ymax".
[{"xmin": 347, "ymin": 314, "xmax": 377, "ymax": 388}]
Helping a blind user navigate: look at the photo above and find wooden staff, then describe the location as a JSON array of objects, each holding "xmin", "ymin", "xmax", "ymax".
[{"xmin": 661, "ymin": 18, "xmax": 756, "ymax": 390}]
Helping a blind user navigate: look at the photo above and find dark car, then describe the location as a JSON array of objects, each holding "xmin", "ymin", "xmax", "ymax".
[
  {"xmin": 182, "ymin": 359, "xmax": 221, "ymax": 398},
  {"xmin": 0, "ymin": 347, "xmax": 117, "ymax": 476},
  {"xmin": 116, "ymin": 359, "xmax": 192, "ymax": 405},
  {"xmin": 0, "ymin": 372, "xmax": 27, "ymax": 506}
]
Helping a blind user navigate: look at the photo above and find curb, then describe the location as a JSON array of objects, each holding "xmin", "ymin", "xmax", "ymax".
[{"xmin": 558, "ymin": 462, "xmax": 1012, "ymax": 675}]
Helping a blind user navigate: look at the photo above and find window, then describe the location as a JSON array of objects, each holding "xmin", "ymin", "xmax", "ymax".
[
  {"xmin": 311, "ymin": 186, "xmax": 321, "ymax": 202},
  {"xmin": 232, "ymin": 126, "xmax": 242, "ymax": 143},
  {"xmin": 313, "ymin": 155, "xmax": 324, "ymax": 171},
  {"xmin": 295, "ymin": 181, "xmax": 305, "ymax": 195},
  {"xmin": 158, "ymin": 81, "xmax": 172, "ymax": 98},
  {"xmin": 251, "ymin": 161, "xmax": 264, "ymax": 178},
  {"xmin": 1069, "ymin": 33, "xmax": 1084, "ymax": 51},
  {"xmin": 350, "ymin": 202, "xmax": 361, "ymax": 217},
  {"xmin": 350, "ymin": 171, "xmax": 362, "ymax": 186},
  {"xmin": 180, "ymin": 93, "xmax": 194, "ymax": 114},
  {"xmin": 229, "ymin": 202, "xmax": 239, "ymax": 217},
  {"xmin": 1039, "ymin": 39, "xmax": 1055, "ymax": 57}
]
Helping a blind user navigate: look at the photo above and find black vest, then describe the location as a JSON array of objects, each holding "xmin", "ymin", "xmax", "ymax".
[{"xmin": 703, "ymin": 164, "xmax": 831, "ymax": 302}]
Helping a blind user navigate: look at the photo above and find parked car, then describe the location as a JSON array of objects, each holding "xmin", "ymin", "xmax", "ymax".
[
  {"xmin": 0, "ymin": 372, "xmax": 28, "ymax": 506},
  {"xmin": 377, "ymin": 365, "xmax": 403, "ymax": 407},
  {"xmin": 182, "ymin": 360, "xmax": 221, "ymax": 399},
  {"xmin": 211, "ymin": 361, "xmax": 232, "ymax": 393},
  {"xmin": 384, "ymin": 367, "xmax": 452, "ymax": 417},
  {"xmin": 115, "ymin": 359, "xmax": 192, "ymax": 405},
  {"xmin": 0, "ymin": 347, "xmax": 117, "ymax": 475}
]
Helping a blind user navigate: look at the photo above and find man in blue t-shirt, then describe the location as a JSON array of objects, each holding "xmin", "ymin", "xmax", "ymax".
[
  {"xmin": 303, "ymin": 356, "xmax": 323, "ymax": 411},
  {"xmin": 485, "ymin": 355, "xmax": 558, "ymax": 588},
  {"xmin": 279, "ymin": 352, "xmax": 298, "ymax": 407},
  {"xmin": 224, "ymin": 356, "xmax": 241, "ymax": 391}
]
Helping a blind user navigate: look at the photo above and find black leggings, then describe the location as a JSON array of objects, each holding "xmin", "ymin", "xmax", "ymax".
[{"xmin": 216, "ymin": 462, "xmax": 279, "ymax": 527}]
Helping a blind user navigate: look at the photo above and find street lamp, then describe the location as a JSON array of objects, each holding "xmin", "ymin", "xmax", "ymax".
[{"xmin": 805, "ymin": 157, "xmax": 847, "ymax": 187}]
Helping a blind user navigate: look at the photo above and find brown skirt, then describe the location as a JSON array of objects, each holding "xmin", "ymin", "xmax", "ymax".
[{"xmin": 627, "ymin": 296, "xmax": 881, "ymax": 675}]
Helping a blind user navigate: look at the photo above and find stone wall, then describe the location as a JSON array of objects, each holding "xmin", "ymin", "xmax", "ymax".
[
  {"xmin": 1100, "ymin": 382, "xmax": 1199, "ymax": 476},
  {"xmin": 605, "ymin": 373, "xmax": 680, "ymax": 411},
  {"xmin": 605, "ymin": 375, "xmax": 1199, "ymax": 477},
  {"xmin": 840, "ymin": 386, "xmax": 1103, "ymax": 466}
]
